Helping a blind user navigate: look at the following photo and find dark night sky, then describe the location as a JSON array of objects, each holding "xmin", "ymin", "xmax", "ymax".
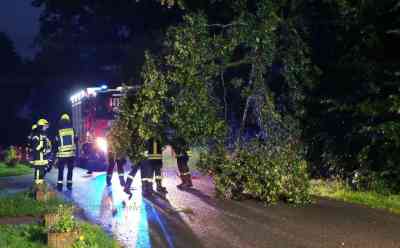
[
  {"xmin": 0, "ymin": 1, "xmax": 180, "ymax": 146},
  {"xmin": 0, "ymin": 1, "xmax": 41, "ymax": 146},
  {"xmin": 0, "ymin": 0, "xmax": 41, "ymax": 58}
]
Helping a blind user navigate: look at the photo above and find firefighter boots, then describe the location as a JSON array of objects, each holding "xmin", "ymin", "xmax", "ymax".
[
  {"xmin": 156, "ymin": 179, "xmax": 168, "ymax": 193},
  {"xmin": 119, "ymin": 175, "xmax": 126, "ymax": 187},
  {"xmin": 57, "ymin": 182, "xmax": 63, "ymax": 192},
  {"xmin": 67, "ymin": 181, "xmax": 72, "ymax": 190},
  {"xmin": 142, "ymin": 181, "xmax": 154, "ymax": 197},
  {"xmin": 123, "ymin": 177, "xmax": 133, "ymax": 199},
  {"xmin": 106, "ymin": 175, "xmax": 112, "ymax": 186},
  {"xmin": 177, "ymin": 174, "xmax": 193, "ymax": 189}
]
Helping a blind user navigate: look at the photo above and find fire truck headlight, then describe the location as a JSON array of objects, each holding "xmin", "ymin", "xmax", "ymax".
[{"xmin": 96, "ymin": 137, "xmax": 108, "ymax": 153}]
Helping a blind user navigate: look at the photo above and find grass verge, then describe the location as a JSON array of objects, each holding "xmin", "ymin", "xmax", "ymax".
[
  {"xmin": 0, "ymin": 191, "xmax": 65, "ymax": 217},
  {"xmin": 0, "ymin": 222, "xmax": 120, "ymax": 248},
  {"xmin": 311, "ymin": 179, "xmax": 400, "ymax": 215},
  {"xmin": 77, "ymin": 222, "xmax": 120, "ymax": 248},
  {"xmin": 0, "ymin": 224, "xmax": 47, "ymax": 248},
  {"xmin": 0, "ymin": 162, "xmax": 32, "ymax": 177}
]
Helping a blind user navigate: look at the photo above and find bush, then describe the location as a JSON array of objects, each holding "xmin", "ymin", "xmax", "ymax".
[
  {"xmin": 198, "ymin": 140, "xmax": 311, "ymax": 205},
  {"xmin": 48, "ymin": 204, "xmax": 78, "ymax": 233},
  {"xmin": 4, "ymin": 146, "xmax": 18, "ymax": 166}
]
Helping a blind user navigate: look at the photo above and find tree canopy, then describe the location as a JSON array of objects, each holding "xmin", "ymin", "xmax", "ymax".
[{"xmin": 0, "ymin": 32, "xmax": 21, "ymax": 76}]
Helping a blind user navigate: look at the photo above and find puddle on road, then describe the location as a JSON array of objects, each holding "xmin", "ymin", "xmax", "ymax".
[{"xmin": 59, "ymin": 172, "xmax": 176, "ymax": 248}]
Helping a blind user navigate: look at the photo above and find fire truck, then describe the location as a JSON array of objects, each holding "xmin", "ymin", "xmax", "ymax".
[{"xmin": 70, "ymin": 85, "xmax": 128, "ymax": 171}]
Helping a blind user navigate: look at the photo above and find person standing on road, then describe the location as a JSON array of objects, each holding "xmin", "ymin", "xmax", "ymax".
[
  {"xmin": 106, "ymin": 130, "xmax": 127, "ymax": 187},
  {"xmin": 123, "ymin": 159, "xmax": 142, "ymax": 199},
  {"xmin": 27, "ymin": 124, "xmax": 38, "ymax": 163},
  {"xmin": 31, "ymin": 118, "xmax": 51, "ymax": 185},
  {"xmin": 171, "ymin": 138, "xmax": 194, "ymax": 189},
  {"xmin": 141, "ymin": 138, "xmax": 167, "ymax": 196},
  {"xmin": 54, "ymin": 114, "xmax": 77, "ymax": 191}
]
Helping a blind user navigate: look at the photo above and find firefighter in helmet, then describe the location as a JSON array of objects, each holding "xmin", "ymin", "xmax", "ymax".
[
  {"xmin": 141, "ymin": 138, "xmax": 167, "ymax": 197},
  {"xmin": 54, "ymin": 114, "xmax": 77, "ymax": 191},
  {"xmin": 172, "ymin": 138, "xmax": 193, "ymax": 189},
  {"xmin": 31, "ymin": 118, "xmax": 51, "ymax": 185}
]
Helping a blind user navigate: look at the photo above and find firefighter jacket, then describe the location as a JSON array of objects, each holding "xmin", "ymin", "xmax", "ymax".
[
  {"xmin": 27, "ymin": 130, "xmax": 38, "ymax": 161},
  {"xmin": 55, "ymin": 122, "xmax": 76, "ymax": 158},
  {"xmin": 31, "ymin": 131, "xmax": 51, "ymax": 166},
  {"xmin": 146, "ymin": 138, "xmax": 162, "ymax": 160},
  {"xmin": 171, "ymin": 138, "xmax": 192, "ymax": 158}
]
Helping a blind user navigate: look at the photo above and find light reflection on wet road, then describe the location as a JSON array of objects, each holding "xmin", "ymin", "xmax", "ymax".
[
  {"xmin": 47, "ymin": 169, "xmax": 179, "ymax": 248},
  {"xmin": 43, "ymin": 166, "xmax": 400, "ymax": 248}
]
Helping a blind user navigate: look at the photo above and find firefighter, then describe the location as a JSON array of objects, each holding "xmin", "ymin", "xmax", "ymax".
[
  {"xmin": 141, "ymin": 138, "xmax": 167, "ymax": 196},
  {"xmin": 31, "ymin": 119, "xmax": 51, "ymax": 185},
  {"xmin": 123, "ymin": 160, "xmax": 141, "ymax": 199},
  {"xmin": 54, "ymin": 114, "xmax": 76, "ymax": 191},
  {"xmin": 106, "ymin": 134, "xmax": 126, "ymax": 187},
  {"xmin": 105, "ymin": 127, "xmax": 127, "ymax": 187},
  {"xmin": 172, "ymin": 139, "xmax": 193, "ymax": 189},
  {"xmin": 27, "ymin": 124, "xmax": 38, "ymax": 162}
]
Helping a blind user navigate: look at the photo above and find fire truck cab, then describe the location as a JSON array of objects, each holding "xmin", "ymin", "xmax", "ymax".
[{"xmin": 70, "ymin": 85, "xmax": 125, "ymax": 171}]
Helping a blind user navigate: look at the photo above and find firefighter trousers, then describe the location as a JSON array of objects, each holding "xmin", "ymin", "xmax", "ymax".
[
  {"xmin": 177, "ymin": 155, "xmax": 190, "ymax": 175},
  {"xmin": 34, "ymin": 166, "xmax": 46, "ymax": 185},
  {"xmin": 140, "ymin": 159, "xmax": 162, "ymax": 181},
  {"xmin": 57, "ymin": 157, "xmax": 74, "ymax": 189},
  {"xmin": 124, "ymin": 161, "xmax": 141, "ymax": 190},
  {"xmin": 107, "ymin": 158, "xmax": 126, "ymax": 186}
]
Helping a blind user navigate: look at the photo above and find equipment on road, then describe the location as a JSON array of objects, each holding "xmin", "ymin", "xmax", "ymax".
[{"xmin": 69, "ymin": 85, "xmax": 135, "ymax": 172}]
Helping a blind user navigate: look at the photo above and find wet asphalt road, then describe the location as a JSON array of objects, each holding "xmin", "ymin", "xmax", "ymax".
[{"xmin": 2, "ymin": 168, "xmax": 400, "ymax": 248}]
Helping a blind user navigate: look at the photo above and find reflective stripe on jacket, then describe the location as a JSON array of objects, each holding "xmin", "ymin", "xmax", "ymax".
[
  {"xmin": 57, "ymin": 128, "xmax": 76, "ymax": 158},
  {"xmin": 147, "ymin": 139, "xmax": 162, "ymax": 160},
  {"xmin": 31, "ymin": 135, "xmax": 49, "ymax": 166}
]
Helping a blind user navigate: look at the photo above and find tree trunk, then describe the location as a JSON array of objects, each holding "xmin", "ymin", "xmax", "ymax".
[{"xmin": 236, "ymin": 63, "xmax": 256, "ymax": 147}]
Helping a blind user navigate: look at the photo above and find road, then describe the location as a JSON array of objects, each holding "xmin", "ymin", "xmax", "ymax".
[{"xmin": 2, "ymin": 167, "xmax": 400, "ymax": 248}]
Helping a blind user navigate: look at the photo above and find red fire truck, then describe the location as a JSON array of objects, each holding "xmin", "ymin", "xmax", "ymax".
[{"xmin": 70, "ymin": 85, "xmax": 127, "ymax": 171}]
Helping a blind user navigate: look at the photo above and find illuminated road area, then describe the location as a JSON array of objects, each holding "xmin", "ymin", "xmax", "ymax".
[
  {"xmin": 46, "ymin": 167, "xmax": 205, "ymax": 248},
  {"xmin": 45, "ymin": 167, "xmax": 400, "ymax": 248}
]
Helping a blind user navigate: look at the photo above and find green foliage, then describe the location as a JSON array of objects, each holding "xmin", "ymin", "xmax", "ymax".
[
  {"xmin": 0, "ymin": 163, "xmax": 32, "ymax": 177},
  {"xmin": 0, "ymin": 191, "xmax": 64, "ymax": 217},
  {"xmin": 311, "ymin": 179, "xmax": 400, "ymax": 215},
  {"xmin": 72, "ymin": 223, "xmax": 120, "ymax": 248},
  {"xmin": 112, "ymin": 0, "xmax": 315, "ymax": 204},
  {"xmin": 304, "ymin": 0, "xmax": 400, "ymax": 192},
  {"xmin": 48, "ymin": 204, "xmax": 78, "ymax": 233},
  {"xmin": 0, "ymin": 224, "xmax": 47, "ymax": 248},
  {"xmin": 199, "ymin": 140, "xmax": 311, "ymax": 204},
  {"xmin": 0, "ymin": 223, "xmax": 119, "ymax": 248},
  {"xmin": 4, "ymin": 146, "xmax": 18, "ymax": 166}
]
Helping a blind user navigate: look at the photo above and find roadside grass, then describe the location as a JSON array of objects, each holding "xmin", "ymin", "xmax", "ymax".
[
  {"xmin": 0, "ymin": 191, "xmax": 120, "ymax": 248},
  {"xmin": 0, "ymin": 224, "xmax": 47, "ymax": 248},
  {"xmin": 0, "ymin": 162, "xmax": 32, "ymax": 177},
  {"xmin": 0, "ymin": 222, "xmax": 120, "ymax": 248},
  {"xmin": 0, "ymin": 191, "xmax": 65, "ymax": 217},
  {"xmin": 311, "ymin": 179, "xmax": 400, "ymax": 215},
  {"xmin": 78, "ymin": 222, "xmax": 120, "ymax": 248}
]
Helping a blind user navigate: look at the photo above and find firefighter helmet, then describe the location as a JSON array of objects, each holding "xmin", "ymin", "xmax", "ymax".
[
  {"xmin": 61, "ymin": 113, "xmax": 71, "ymax": 121},
  {"xmin": 32, "ymin": 124, "xmax": 38, "ymax": 130},
  {"xmin": 37, "ymin": 119, "xmax": 49, "ymax": 126}
]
